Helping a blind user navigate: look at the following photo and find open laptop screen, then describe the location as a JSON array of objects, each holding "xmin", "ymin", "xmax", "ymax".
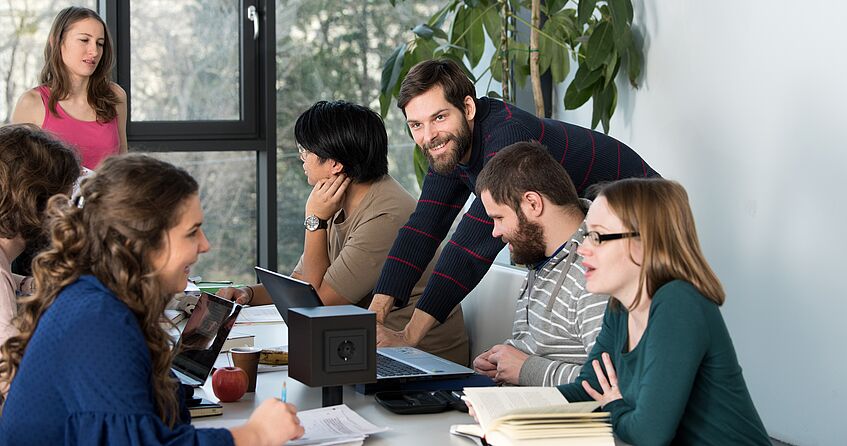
[
  {"xmin": 172, "ymin": 292, "xmax": 241, "ymax": 383},
  {"xmin": 255, "ymin": 266, "xmax": 322, "ymax": 323}
]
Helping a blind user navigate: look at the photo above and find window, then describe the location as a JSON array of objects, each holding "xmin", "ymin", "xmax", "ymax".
[
  {"xmin": 150, "ymin": 151, "xmax": 257, "ymax": 284},
  {"xmin": 109, "ymin": 0, "xmax": 277, "ymax": 278}
]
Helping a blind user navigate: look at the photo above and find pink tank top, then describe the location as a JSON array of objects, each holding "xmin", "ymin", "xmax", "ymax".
[{"xmin": 37, "ymin": 85, "xmax": 120, "ymax": 169}]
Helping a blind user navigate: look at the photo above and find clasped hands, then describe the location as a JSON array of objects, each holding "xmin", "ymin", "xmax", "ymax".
[{"xmin": 473, "ymin": 344, "xmax": 528, "ymax": 385}]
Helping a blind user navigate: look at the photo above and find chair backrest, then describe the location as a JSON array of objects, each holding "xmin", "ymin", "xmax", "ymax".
[{"xmin": 460, "ymin": 263, "xmax": 526, "ymax": 361}]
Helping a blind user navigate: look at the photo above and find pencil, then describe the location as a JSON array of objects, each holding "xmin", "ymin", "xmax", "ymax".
[{"xmin": 281, "ymin": 381, "xmax": 287, "ymax": 403}]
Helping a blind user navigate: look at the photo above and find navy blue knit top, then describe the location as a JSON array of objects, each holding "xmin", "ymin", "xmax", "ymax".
[{"xmin": 0, "ymin": 275, "xmax": 232, "ymax": 445}]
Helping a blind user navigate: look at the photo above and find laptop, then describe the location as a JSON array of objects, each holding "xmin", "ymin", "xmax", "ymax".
[
  {"xmin": 254, "ymin": 266, "xmax": 473, "ymax": 383},
  {"xmin": 171, "ymin": 292, "xmax": 242, "ymax": 387}
]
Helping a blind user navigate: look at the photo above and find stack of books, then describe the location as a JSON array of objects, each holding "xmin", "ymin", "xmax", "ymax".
[{"xmin": 452, "ymin": 387, "xmax": 614, "ymax": 446}]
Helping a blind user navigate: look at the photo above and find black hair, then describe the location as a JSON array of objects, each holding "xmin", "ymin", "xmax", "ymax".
[{"xmin": 294, "ymin": 100, "xmax": 389, "ymax": 183}]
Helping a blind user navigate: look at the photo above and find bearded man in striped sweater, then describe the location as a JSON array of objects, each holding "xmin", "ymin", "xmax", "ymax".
[
  {"xmin": 472, "ymin": 142, "xmax": 608, "ymax": 386},
  {"xmin": 370, "ymin": 59, "xmax": 657, "ymax": 350}
]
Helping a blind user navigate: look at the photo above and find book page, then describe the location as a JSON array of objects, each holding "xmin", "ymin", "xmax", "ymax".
[
  {"xmin": 463, "ymin": 387, "xmax": 601, "ymax": 432},
  {"xmin": 463, "ymin": 387, "xmax": 566, "ymax": 430}
]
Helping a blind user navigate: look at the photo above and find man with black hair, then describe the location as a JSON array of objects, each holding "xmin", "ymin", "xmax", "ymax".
[
  {"xmin": 369, "ymin": 59, "xmax": 657, "ymax": 350},
  {"xmin": 219, "ymin": 100, "xmax": 468, "ymax": 365}
]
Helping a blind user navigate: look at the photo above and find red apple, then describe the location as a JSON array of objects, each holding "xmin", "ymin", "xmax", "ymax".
[{"xmin": 212, "ymin": 366, "xmax": 248, "ymax": 402}]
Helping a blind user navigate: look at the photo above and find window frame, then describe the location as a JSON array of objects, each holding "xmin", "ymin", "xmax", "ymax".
[{"xmin": 101, "ymin": 0, "xmax": 278, "ymax": 269}]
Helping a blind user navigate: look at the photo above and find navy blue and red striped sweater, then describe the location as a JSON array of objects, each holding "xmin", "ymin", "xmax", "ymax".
[{"xmin": 374, "ymin": 97, "xmax": 659, "ymax": 322}]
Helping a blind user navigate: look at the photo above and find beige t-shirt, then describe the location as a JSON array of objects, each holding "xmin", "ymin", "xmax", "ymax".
[{"xmin": 295, "ymin": 175, "xmax": 469, "ymax": 365}]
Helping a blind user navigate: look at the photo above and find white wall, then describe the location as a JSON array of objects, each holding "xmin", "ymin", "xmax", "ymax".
[{"xmin": 553, "ymin": 1, "xmax": 846, "ymax": 444}]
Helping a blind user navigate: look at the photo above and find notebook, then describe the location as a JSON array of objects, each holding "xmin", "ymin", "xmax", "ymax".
[
  {"xmin": 254, "ymin": 266, "xmax": 473, "ymax": 383},
  {"xmin": 171, "ymin": 292, "xmax": 242, "ymax": 387}
]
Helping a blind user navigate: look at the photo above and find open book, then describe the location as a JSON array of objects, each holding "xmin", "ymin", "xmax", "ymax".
[{"xmin": 452, "ymin": 387, "xmax": 614, "ymax": 446}]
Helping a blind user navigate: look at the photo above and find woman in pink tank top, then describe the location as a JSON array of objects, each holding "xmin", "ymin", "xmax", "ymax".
[{"xmin": 11, "ymin": 6, "xmax": 127, "ymax": 170}]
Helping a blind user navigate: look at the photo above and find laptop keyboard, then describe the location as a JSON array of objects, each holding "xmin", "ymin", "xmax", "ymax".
[{"xmin": 377, "ymin": 354, "xmax": 425, "ymax": 378}]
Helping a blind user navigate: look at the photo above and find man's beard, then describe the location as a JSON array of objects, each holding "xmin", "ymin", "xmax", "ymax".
[
  {"xmin": 421, "ymin": 117, "xmax": 472, "ymax": 174},
  {"xmin": 507, "ymin": 212, "xmax": 547, "ymax": 266}
]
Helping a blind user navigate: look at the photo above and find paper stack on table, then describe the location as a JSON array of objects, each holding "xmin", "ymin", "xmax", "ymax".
[{"xmin": 288, "ymin": 404, "xmax": 388, "ymax": 445}]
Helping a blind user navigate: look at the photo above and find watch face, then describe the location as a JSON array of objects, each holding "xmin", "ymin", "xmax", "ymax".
[{"xmin": 304, "ymin": 215, "xmax": 319, "ymax": 231}]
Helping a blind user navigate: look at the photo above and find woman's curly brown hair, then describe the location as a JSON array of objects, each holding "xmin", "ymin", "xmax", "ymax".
[
  {"xmin": 0, "ymin": 154, "xmax": 199, "ymax": 427},
  {"xmin": 0, "ymin": 124, "xmax": 80, "ymax": 242}
]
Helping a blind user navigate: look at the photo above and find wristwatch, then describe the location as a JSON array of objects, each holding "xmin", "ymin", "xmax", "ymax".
[{"xmin": 304, "ymin": 214, "xmax": 329, "ymax": 231}]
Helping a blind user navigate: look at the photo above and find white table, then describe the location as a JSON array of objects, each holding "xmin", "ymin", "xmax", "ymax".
[{"xmin": 192, "ymin": 322, "xmax": 477, "ymax": 445}]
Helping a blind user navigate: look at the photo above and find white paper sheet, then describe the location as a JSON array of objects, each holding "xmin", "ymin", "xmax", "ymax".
[{"xmin": 236, "ymin": 304, "xmax": 283, "ymax": 324}]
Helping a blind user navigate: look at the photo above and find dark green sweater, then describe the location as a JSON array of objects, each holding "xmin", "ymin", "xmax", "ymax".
[{"xmin": 558, "ymin": 280, "xmax": 769, "ymax": 445}]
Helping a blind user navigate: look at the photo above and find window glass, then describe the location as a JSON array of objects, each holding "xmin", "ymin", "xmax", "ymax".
[
  {"xmin": 0, "ymin": 1, "xmax": 97, "ymax": 123},
  {"xmin": 148, "ymin": 151, "xmax": 257, "ymax": 285},
  {"xmin": 274, "ymin": 0, "xmax": 437, "ymax": 273},
  {"xmin": 130, "ymin": 1, "xmax": 240, "ymax": 121}
]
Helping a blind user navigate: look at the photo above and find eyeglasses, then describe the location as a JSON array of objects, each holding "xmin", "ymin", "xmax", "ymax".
[
  {"xmin": 585, "ymin": 231, "xmax": 640, "ymax": 245},
  {"xmin": 297, "ymin": 144, "xmax": 311, "ymax": 161}
]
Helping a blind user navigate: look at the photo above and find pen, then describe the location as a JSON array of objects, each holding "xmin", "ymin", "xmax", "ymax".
[{"xmin": 281, "ymin": 381, "xmax": 287, "ymax": 403}]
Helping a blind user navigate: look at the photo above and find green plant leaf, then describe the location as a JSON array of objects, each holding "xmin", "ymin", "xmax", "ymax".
[
  {"xmin": 466, "ymin": 8, "xmax": 487, "ymax": 67},
  {"xmin": 556, "ymin": 9, "xmax": 579, "ymax": 42},
  {"xmin": 482, "ymin": 4, "xmax": 501, "ymax": 42},
  {"xmin": 591, "ymin": 88, "xmax": 603, "ymax": 130},
  {"xmin": 490, "ymin": 57, "xmax": 504, "ymax": 82},
  {"xmin": 505, "ymin": 40, "xmax": 528, "ymax": 88},
  {"xmin": 451, "ymin": 5, "xmax": 468, "ymax": 47},
  {"xmin": 608, "ymin": 0, "xmax": 632, "ymax": 41},
  {"xmin": 379, "ymin": 91, "xmax": 392, "ymax": 117},
  {"xmin": 564, "ymin": 80, "xmax": 593, "ymax": 109},
  {"xmin": 574, "ymin": 63, "xmax": 602, "ymax": 91},
  {"xmin": 413, "ymin": 23, "xmax": 448, "ymax": 41},
  {"xmin": 546, "ymin": 0, "xmax": 568, "ymax": 15},
  {"xmin": 413, "ymin": 24, "xmax": 435, "ymax": 39},
  {"xmin": 542, "ymin": 36, "xmax": 571, "ymax": 84},
  {"xmin": 550, "ymin": 45, "xmax": 570, "ymax": 84},
  {"xmin": 434, "ymin": 42, "xmax": 467, "ymax": 57},
  {"xmin": 380, "ymin": 43, "xmax": 407, "ymax": 96},
  {"xmin": 578, "ymin": 0, "xmax": 598, "ymax": 26},
  {"xmin": 626, "ymin": 40, "xmax": 642, "ymax": 86},
  {"xmin": 590, "ymin": 82, "xmax": 617, "ymax": 133},
  {"xmin": 603, "ymin": 50, "xmax": 618, "ymax": 88},
  {"xmin": 413, "ymin": 145, "xmax": 429, "ymax": 187},
  {"xmin": 586, "ymin": 21, "xmax": 614, "ymax": 70},
  {"xmin": 487, "ymin": 90, "xmax": 502, "ymax": 99}
]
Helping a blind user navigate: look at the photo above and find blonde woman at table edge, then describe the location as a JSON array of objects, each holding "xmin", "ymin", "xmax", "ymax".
[
  {"xmin": 11, "ymin": 6, "xmax": 127, "ymax": 170},
  {"xmin": 0, "ymin": 155, "xmax": 303, "ymax": 446}
]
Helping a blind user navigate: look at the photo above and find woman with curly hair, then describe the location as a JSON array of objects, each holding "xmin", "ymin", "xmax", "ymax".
[
  {"xmin": 11, "ymin": 6, "xmax": 127, "ymax": 169},
  {"xmin": 0, "ymin": 155, "xmax": 303, "ymax": 445},
  {"xmin": 0, "ymin": 124, "xmax": 79, "ymax": 348}
]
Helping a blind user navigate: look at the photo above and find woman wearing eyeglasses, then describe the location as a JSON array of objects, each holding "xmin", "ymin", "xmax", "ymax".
[{"xmin": 557, "ymin": 178, "xmax": 770, "ymax": 445}]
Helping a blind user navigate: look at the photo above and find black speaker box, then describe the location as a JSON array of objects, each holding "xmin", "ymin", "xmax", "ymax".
[{"xmin": 288, "ymin": 305, "xmax": 377, "ymax": 387}]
